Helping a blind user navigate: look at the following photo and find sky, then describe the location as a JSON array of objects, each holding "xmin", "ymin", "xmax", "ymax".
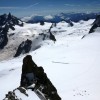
[{"xmin": 0, "ymin": 0, "xmax": 100, "ymax": 17}]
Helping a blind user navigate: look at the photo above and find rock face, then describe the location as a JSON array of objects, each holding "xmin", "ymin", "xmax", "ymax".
[
  {"xmin": 0, "ymin": 13, "xmax": 23, "ymax": 27},
  {"xmin": 0, "ymin": 25, "xmax": 8, "ymax": 49},
  {"xmin": 20, "ymin": 55, "xmax": 61, "ymax": 100},
  {"xmin": 14, "ymin": 39, "xmax": 32, "ymax": 57},
  {"xmin": 89, "ymin": 15, "xmax": 100, "ymax": 33},
  {"xmin": 49, "ymin": 24, "xmax": 56, "ymax": 42},
  {"xmin": 0, "ymin": 13, "xmax": 23, "ymax": 49},
  {"xmin": 40, "ymin": 21, "xmax": 45, "ymax": 25},
  {"xmin": 49, "ymin": 32, "xmax": 56, "ymax": 42}
]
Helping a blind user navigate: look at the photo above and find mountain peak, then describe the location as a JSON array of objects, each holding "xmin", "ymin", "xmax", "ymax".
[
  {"xmin": 8, "ymin": 12, "xmax": 12, "ymax": 20},
  {"xmin": 0, "ymin": 13, "xmax": 24, "ymax": 49},
  {"xmin": 0, "ymin": 13, "xmax": 23, "ymax": 26}
]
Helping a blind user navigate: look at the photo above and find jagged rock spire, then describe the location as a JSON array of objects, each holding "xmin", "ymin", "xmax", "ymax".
[{"xmin": 8, "ymin": 12, "xmax": 12, "ymax": 20}]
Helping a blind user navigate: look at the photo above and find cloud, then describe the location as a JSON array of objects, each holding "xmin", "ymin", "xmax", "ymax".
[
  {"xmin": 0, "ymin": 2, "xmax": 40, "ymax": 10},
  {"xmin": 64, "ymin": 4, "xmax": 80, "ymax": 7},
  {"xmin": 44, "ymin": 15, "xmax": 53, "ymax": 20}
]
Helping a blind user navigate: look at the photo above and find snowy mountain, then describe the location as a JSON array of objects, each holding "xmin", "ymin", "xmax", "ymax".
[
  {"xmin": 0, "ymin": 13, "xmax": 100, "ymax": 100},
  {"xmin": 0, "ymin": 13, "xmax": 58, "ymax": 60},
  {"xmin": 0, "ymin": 13, "xmax": 23, "ymax": 49},
  {"xmin": 22, "ymin": 12, "xmax": 99, "ymax": 23},
  {"xmin": 0, "ymin": 13, "xmax": 23, "ymax": 27}
]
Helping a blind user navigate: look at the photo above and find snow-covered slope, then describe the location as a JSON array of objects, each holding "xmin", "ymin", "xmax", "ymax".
[
  {"xmin": 0, "ymin": 20, "xmax": 53, "ymax": 60},
  {"xmin": 0, "ymin": 19, "xmax": 100, "ymax": 100},
  {"xmin": 1, "ymin": 13, "xmax": 97, "ymax": 61},
  {"xmin": 0, "ymin": 13, "xmax": 57, "ymax": 60}
]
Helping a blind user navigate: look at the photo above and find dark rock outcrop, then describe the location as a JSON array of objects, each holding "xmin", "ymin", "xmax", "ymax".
[
  {"xmin": 49, "ymin": 32, "xmax": 56, "ymax": 42},
  {"xmin": 66, "ymin": 20, "xmax": 74, "ymax": 26},
  {"xmin": 20, "ymin": 55, "xmax": 61, "ymax": 100},
  {"xmin": 89, "ymin": 15, "xmax": 100, "ymax": 33},
  {"xmin": 14, "ymin": 39, "xmax": 32, "ymax": 57},
  {"xmin": 0, "ymin": 25, "xmax": 8, "ymax": 49},
  {"xmin": 39, "ymin": 24, "xmax": 56, "ymax": 42},
  {"xmin": 49, "ymin": 24, "xmax": 56, "ymax": 42},
  {"xmin": 0, "ymin": 13, "xmax": 23, "ymax": 27},
  {"xmin": 40, "ymin": 21, "xmax": 45, "ymax": 25},
  {"xmin": 3, "ymin": 55, "xmax": 61, "ymax": 100}
]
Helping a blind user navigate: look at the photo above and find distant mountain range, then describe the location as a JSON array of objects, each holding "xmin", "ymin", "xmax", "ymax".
[{"xmin": 22, "ymin": 12, "xmax": 100, "ymax": 23}]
